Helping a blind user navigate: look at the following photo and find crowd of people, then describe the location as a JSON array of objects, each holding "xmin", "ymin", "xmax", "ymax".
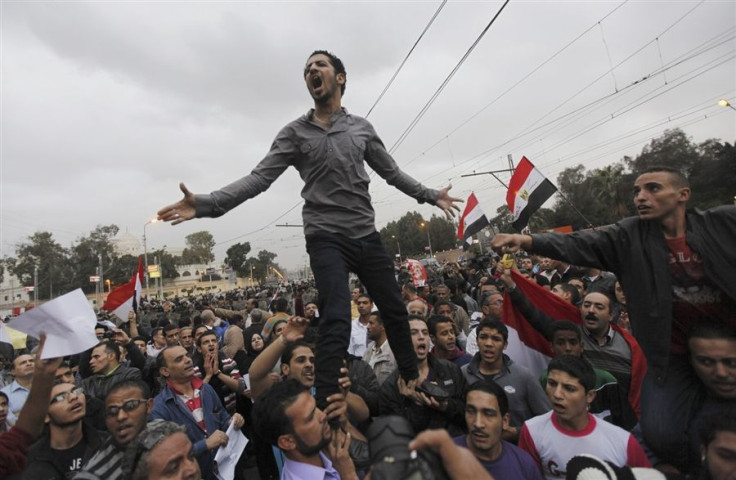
[{"xmin": 1, "ymin": 47, "xmax": 734, "ymax": 480}]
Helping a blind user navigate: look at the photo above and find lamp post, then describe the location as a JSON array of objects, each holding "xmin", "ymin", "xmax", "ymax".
[
  {"xmin": 419, "ymin": 222, "xmax": 433, "ymax": 258},
  {"xmin": 718, "ymin": 99, "xmax": 736, "ymax": 111},
  {"xmin": 391, "ymin": 235, "xmax": 402, "ymax": 261},
  {"xmin": 143, "ymin": 218, "xmax": 158, "ymax": 298}
]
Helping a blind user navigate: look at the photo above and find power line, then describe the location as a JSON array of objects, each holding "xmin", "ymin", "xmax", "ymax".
[
  {"xmin": 365, "ymin": 0, "xmax": 448, "ymax": 119},
  {"xmin": 387, "ymin": 0, "xmax": 511, "ymax": 156}
]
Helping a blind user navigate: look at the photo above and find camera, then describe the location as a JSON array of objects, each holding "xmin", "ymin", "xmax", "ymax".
[{"xmin": 367, "ymin": 416, "xmax": 448, "ymax": 480}]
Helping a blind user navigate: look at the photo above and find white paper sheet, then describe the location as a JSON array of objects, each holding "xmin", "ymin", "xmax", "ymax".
[
  {"xmin": 8, "ymin": 289, "xmax": 99, "ymax": 359},
  {"xmin": 215, "ymin": 421, "xmax": 249, "ymax": 480}
]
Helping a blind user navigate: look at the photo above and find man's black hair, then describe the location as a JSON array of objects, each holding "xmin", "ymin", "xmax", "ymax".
[
  {"xmin": 196, "ymin": 329, "xmax": 218, "ymax": 348},
  {"xmin": 357, "ymin": 293, "xmax": 373, "ymax": 304},
  {"xmin": 306, "ymin": 50, "xmax": 346, "ymax": 95},
  {"xmin": 466, "ymin": 380, "xmax": 509, "ymax": 417},
  {"xmin": 476, "ymin": 318, "xmax": 508, "ymax": 342},
  {"xmin": 252, "ymin": 379, "xmax": 309, "ymax": 446},
  {"xmin": 698, "ymin": 408, "xmax": 736, "ymax": 447},
  {"xmin": 106, "ymin": 379, "xmax": 151, "ymax": 401},
  {"xmin": 403, "ymin": 283, "xmax": 417, "ymax": 294},
  {"xmin": 557, "ymin": 283, "xmax": 582, "ymax": 305},
  {"xmin": 688, "ymin": 321, "xmax": 736, "ymax": 342},
  {"xmin": 547, "ymin": 355, "xmax": 596, "ymax": 392},
  {"xmin": 639, "ymin": 166, "xmax": 690, "ymax": 189},
  {"xmin": 433, "ymin": 299, "xmax": 453, "ymax": 312},
  {"xmin": 369, "ymin": 310, "xmax": 383, "ymax": 325},
  {"xmin": 280, "ymin": 340, "xmax": 313, "ymax": 367},
  {"xmin": 582, "ymin": 290, "xmax": 615, "ymax": 314},
  {"xmin": 94, "ymin": 339, "xmax": 121, "ymax": 362},
  {"xmin": 428, "ymin": 314, "xmax": 454, "ymax": 337},
  {"xmin": 275, "ymin": 297, "xmax": 289, "ymax": 313},
  {"xmin": 163, "ymin": 324, "xmax": 179, "ymax": 335},
  {"xmin": 550, "ymin": 320, "xmax": 583, "ymax": 342},
  {"xmin": 151, "ymin": 327, "xmax": 164, "ymax": 338},
  {"xmin": 407, "ymin": 313, "xmax": 428, "ymax": 325}
]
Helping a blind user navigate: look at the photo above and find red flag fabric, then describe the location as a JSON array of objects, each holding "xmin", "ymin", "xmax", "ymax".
[
  {"xmin": 457, "ymin": 192, "xmax": 490, "ymax": 250},
  {"xmin": 102, "ymin": 257, "xmax": 143, "ymax": 320},
  {"xmin": 506, "ymin": 157, "xmax": 557, "ymax": 231},
  {"xmin": 505, "ymin": 269, "xmax": 645, "ymax": 418}
]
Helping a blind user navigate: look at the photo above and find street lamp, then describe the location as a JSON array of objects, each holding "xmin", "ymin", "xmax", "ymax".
[
  {"xmin": 419, "ymin": 222, "xmax": 433, "ymax": 258},
  {"xmin": 143, "ymin": 218, "xmax": 158, "ymax": 298},
  {"xmin": 718, "ymin": 99, "xmax": 736, "ymax": 111},
  {"xmin": 391, "ymin": 235, "xmax": 402, "ymax": 261}
]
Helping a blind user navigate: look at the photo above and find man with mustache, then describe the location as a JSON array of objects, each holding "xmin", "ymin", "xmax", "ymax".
[
  {"xmin": 158, "ymin": 50, "xmax": 462, "ymax": 416},
  {"xmin": 453, "ymin": 381, "xmax": 542, "ymax": 480}
]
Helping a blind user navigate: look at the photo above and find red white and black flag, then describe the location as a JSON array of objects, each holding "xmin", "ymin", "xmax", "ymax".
[
  {"xmin": 457, "ymin": 192, "xmax": 490, "ymax": 250},
  {"xmin": 102, "ymin": 257, "xmax": 143, "ymax": 321},
  {"xmin": 506, "ymin": 156, "xmax": 557, "ymax": 231}
]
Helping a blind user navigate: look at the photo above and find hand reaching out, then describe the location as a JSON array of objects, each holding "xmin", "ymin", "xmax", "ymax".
[
  {"xmin": 435, "ymin": 184, "xmax": 463, "ymax": 219},
  {"xmin": 157, "ymin": 183, "xmax": 197, "ymax": 225}
]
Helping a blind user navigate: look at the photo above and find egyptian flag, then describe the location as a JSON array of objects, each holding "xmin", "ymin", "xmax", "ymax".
[
  {"xmin": 102, "ymin": 257, "xmax": 143, "ymax": 321},
  {"xmin": 457, "ymin": 193, "xmax": 490, "ymax": 250},
  {"xmin": 506, "ymin": 157, "xmax": 557, "ymax": 231},
  {"xmin": 504, "ymin": 269, "xmax": 645, "ymax": 417}
]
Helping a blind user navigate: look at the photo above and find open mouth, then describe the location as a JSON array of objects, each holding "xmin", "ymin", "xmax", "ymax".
[{"xmin": 311, "ymin": 75, "xmax": 323, "ymax": 89}]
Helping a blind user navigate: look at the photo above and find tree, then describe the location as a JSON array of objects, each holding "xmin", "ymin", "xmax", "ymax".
[
  {"xmin": 626, "ymin": 128, "xmax": 699, "ymax": 177},
  {"xmin": 379, "ymin": 211, "xmax": 459, "ymax": 259},
  {"xmin": 68, "ymin": 225, "xmax": 120, "ymax": 294},
  {"xmin": 181, "ymin": 231, "xmax": 215, "ymax": 265},
  {"xmin": 225, "ymin": 242, "xmax": 252, "ymax": 277},
  {"xmin": 9, "ymin": 232, "xmax": 71, "ymax": 300}
]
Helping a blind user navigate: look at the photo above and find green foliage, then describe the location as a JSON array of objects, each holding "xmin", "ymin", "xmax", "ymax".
[
  {"xmin": 494, "ymin": 129, "xmax": 734, "ymax": 232},
  {"xmin": 68, "ymin": 225, "xmax": 120, "ymax": 294},
  {"xmin": 181, "ymin": 231, "xmax": 216, "ymax": 265},
  {"xmin": 9, "ymin": 231, "xmax": 72, "ymax": 300},
  {"xmin": 379, "ymin": 212, "xmax": 459, "ymax": 259},
  {"xmin": 225, "ymin": 242, "xmax": 252, "ymax": 277}
]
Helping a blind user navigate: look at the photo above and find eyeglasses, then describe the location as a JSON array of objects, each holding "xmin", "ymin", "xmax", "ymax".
[
  {"xmin": 50, "ymin": 387, "xmax": 85, "ymax": 405},
  {"xmin": 106, "ymin": 399, "xmax": 148, "ymax": 417}
]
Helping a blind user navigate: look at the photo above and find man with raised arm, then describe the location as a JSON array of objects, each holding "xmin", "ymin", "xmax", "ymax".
[
  {"xmin": 492, "ymin": 167, "xmax": 736, "ymax": 471},
  {"xmin": 158, "ymin": 50, "xmax": 462, "ymax": 415}
]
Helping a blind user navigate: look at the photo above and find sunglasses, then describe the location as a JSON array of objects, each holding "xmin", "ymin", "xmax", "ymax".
[{"xmin": 105, "ymin": 399, "xmax": 148, "ymax": 417}]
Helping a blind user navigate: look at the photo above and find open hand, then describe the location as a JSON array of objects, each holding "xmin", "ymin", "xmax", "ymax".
[
  {"xmin": 157, "ymin": 183, "xmax": 196, "ymax": 225},
  {"xmin": 435, "ymin": 184, "xmax": 463, "ymax": 219}
]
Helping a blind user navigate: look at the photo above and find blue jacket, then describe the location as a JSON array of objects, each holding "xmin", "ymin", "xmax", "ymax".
[{"xmin": 151, "ymin": 379, "xmax": 230, "ymax": 479}]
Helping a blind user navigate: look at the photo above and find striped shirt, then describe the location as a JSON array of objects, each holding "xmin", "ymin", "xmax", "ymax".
[{"xmin": 73, "ymin": 437, "xmax": 124, "ymax": 480}]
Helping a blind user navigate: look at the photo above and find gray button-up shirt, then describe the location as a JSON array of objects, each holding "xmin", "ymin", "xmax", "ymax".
[{"xmin": 195, "ymin": 108, "xmax": 440, "ymax": 238}]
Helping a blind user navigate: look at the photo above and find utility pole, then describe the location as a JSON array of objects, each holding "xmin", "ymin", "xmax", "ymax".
[{"xmin": 33, "ymin": 266, "xmax": 38, "ymax": 305}]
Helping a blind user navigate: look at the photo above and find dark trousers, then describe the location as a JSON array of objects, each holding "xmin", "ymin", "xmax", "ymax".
[{"xmin": 306, "ymin": 231, "xmax": 418, "ymax": 407}]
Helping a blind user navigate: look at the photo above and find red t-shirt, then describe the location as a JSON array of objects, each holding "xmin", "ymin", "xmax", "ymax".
[{"xmin": 667, "ymin": 236, "xmax": 736, "ymax": 353}]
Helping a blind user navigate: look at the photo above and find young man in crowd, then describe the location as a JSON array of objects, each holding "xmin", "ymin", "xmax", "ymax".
[
  {"xmin": 461, "ymin": 318, "xmax": 550, "ymax": 441},
  {"xmin": 362, "ymin": 311, "xmax": 397, "ymax": 385},
  {"xmin": 74, "ymin": 380, "xmax": 153, "ymax": 480},
  {"xmin": 493, "ymin": 167, "xmax": 736, "ymax": 469},
  {"xmin": 83, "ymin": 340, "xmax": 142, "ymax": 403},
  {"xmin": 348, "ymin": 294, "xmax": 374, "ymax": 357},
  {"xmin": 454, "ymin": 381, "xmax": 543, "ymax": 480},
  {"xmin": 380, "ymin": 314, "xmax": 467, "ymax": 437},
  {"xmin": 518, "ymin": 355, "xmax": 650, "ymax": 479},
  {"xmin": 539, "ymin": 321, "xmax": 632, "ymax": 429},
  {"xmin": 429, "ymin": 314, "xmax": 472, "ymax": 367},
  {"xmin": 252, "ymin": 379, "xmax": 358, "ymax": 480},
  {"xmin": 499, "ymin": 269, "xmax": 643, "ymax": 425},
  {"xmin": 157, "ymin": 50, "xmax": 462, "ymax": 415},
  {"xmin": 25, "ymin": 382, "xmax": 107, "ymax": 479}
]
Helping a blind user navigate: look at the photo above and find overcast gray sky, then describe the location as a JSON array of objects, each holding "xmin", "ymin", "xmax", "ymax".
[{"xmin": 2, "ymin": 0, "xmax": 734, "ymax": 273}]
